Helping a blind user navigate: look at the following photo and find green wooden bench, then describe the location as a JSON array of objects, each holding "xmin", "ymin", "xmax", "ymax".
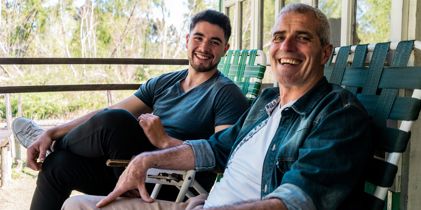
[
  {"xmin": 218, "ymin": 49, "xmax": 266, "ymax": 101},
  {"xmin": 325, "ymin": 40, "xmax": 421, "ymax": 210}
]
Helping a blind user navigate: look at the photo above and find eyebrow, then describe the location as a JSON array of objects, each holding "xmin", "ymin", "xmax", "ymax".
[
  {"xmin": 193, "ymin": 32, "xmax": 223, "ymax": 43},
  {"xmin": 272, "ymin": 30, "xmax": 315, "ymax": 38}
]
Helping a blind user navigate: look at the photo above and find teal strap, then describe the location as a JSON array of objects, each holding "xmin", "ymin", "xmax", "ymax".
[
  {"xmin": 345, "ymin": 44, "xmax": 368, "ymax": 94},
  {"xmin": 329, "ymin": 46, "xmax": 351, "ymax": 84},
  {"xmin": 362, "ymin": 42, "xmax": 390, "ymax": 95},
  {"xmin": 351, "ymin": 44, "xmax": 369, "ymax": 68}
]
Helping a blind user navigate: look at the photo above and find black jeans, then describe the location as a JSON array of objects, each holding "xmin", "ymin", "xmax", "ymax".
[{"xmin": 30, "ymin": 109, "xmax": 179, "ymax": 210}]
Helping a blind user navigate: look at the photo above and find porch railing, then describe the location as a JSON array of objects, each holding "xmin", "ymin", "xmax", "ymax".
[
  {"xmin": 0, "ymin": 58, "xmax": 188, "ymax": 187},
  {"xmin": 0, "ymin": 58, "xmax": 188, "ymax": 93}
]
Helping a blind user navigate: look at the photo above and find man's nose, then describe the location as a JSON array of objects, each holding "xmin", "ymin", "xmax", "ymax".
[
  {"xmin": 198, "ymin": 40, "xmax": 211, "ymax": 51},
  {"xmin": 279, "ymin": 37, "xmax": 296, "ymax": 52}
]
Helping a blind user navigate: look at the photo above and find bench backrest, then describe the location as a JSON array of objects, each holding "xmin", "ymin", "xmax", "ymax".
[
  {"xmin": 325, "ymin": 40, "xmax": 421, "ymax": 210},
  {"xmin": 217, "ymin": 49, "xmax": 266, "ymax": 101}
]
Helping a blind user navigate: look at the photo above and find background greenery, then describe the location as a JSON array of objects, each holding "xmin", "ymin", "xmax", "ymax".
[{"xmin": 0, "ymin": 0, "xmax": 215, "ymax": 120}]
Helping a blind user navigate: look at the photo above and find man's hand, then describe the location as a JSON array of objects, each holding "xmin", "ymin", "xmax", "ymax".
[
  {"xmin": 26, "ymin": 132, "xmax": 54, "ymax": 170},
  {"xmin": 96, "ymin": 154, "xmax": 153, "ymax": 208},
  {"xmin": 185, "ymin": 194, "xmax": 208, "ymax": 210},
  {"xmin": 138, "ymin": 113, "xmax": 180, "ymax": 148}
]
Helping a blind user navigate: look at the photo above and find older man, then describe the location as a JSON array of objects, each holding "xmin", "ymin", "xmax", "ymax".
[{"xmin": 63, "ymin": 3, "xmax": 372, "ymax": 210}]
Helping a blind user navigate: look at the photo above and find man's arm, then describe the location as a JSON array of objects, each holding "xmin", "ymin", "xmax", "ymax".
[
  {"xmin": 138, "ymin": 116, "xmax": 232, "ymax": 149},
  {"xmin": 199, "ymin": 199, "xmax": 287, "ymax": 210},
  {"xmin": 96, "ymin": 144, "xmax": 195, "ymax": 207}
]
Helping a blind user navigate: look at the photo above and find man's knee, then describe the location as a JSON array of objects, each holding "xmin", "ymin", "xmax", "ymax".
[
  {"xmin": 62, "ymin": 195, "xmax": 100, "ymax": 210},
  {"xmin": 92, "ymin": 109, "xmax": 137, "ymax": 128}
]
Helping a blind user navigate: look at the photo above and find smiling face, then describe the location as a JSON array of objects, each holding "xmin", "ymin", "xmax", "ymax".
[
  {"xmin": 186, "ymin": 21, "xmax": 229, "ymax": 73},
  {"xmin": 269, "ymin": 11, "xmax": 332, "ymax": 90}
]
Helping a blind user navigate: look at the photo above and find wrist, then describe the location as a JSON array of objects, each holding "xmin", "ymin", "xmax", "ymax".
[
  {"xmin": 43, "ymin": 129, "xmax": 55, "ymax": 139},
  {"xmin": 161, "ymin": 136, "xmax": 182, "ymax": 148},
  {"xmin": 136, "ymin": 152, "xmax": 155, "ymax": 169},
  {"xmin": 44, "ymin": 126, "xmax": 66, "ymax": 140}
]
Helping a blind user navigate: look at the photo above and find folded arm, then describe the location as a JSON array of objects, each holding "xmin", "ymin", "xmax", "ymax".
[{"xmin": 138, "ymin": 113, "xmax": 232, "ymax": 149}]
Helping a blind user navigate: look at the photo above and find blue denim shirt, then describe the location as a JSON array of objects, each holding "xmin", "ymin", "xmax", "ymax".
[{"xmin": 185, "ymin": 77, "xmax": 372, "ymax": 210}]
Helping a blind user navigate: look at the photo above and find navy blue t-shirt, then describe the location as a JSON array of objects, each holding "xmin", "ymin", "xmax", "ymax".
[{"xmin": 134, "ymin": 69, "xmax": 249, "ymax": 140}]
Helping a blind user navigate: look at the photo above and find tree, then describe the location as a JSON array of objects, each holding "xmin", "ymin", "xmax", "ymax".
[{"xmin": 356, "ymin": 0, "xmax": 391, "ymax": 44}]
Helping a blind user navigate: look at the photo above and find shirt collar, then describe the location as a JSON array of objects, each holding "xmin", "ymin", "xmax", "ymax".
[
  {"xmin": 264, "ymin": 98, "xmax": 280, "ymax": 115},
  {"xmin": 291, "ymin": 77, "xmax": 331, "ymax": 116},
  {"xmin": 264, "ymin": 77, "xmax": 331, "ymax": 116}
]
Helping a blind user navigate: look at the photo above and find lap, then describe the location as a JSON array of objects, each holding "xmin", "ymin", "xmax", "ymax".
[{"xmin": 62, "ymin": 195, "xmax": 187, "ymax": 210}]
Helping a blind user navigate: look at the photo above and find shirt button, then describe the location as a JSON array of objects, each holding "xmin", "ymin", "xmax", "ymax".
[
  {"xmin": 271, "ymin": 144, "xmax": 276, "ymax": 151},
  {"xmin": 264, "ymin": 184, "xmax": 268, "ymax": 193}
]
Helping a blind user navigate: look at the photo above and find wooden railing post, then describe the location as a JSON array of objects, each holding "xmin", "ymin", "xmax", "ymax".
[
  {"xmin": 1, "ymin": 94, "xmax": 12, "ymax": 187},
  {"xmin": 5, "ymin": 94, "xmax": 15, "ymax": 158},
  {"xmin": 6, "ymin": 94, "xmax": 22, "ymax": 163},
  {"xmin": 107, "ymin": 90, "xmax": 113, "ymax": 107}
]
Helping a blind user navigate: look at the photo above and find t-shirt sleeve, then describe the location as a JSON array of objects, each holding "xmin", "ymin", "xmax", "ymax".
[
  {"xmin": 213, "ymin": 84, "xmax": 249, "ymax": 126},
  {"xmin": 133, "ymin": 77, "xmax": 159, "ymax": 108}
]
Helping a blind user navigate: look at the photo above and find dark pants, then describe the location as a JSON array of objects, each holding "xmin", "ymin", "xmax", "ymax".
[{"xmin": 30, "ymin": 109, "xmax": 180, "ymax": 210}]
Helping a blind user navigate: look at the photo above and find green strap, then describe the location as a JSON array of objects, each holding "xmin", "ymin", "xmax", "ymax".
[
  {"xmin": 362, "ymin": 42, "xmax": 390, "ymax": 95},
  {"xmin": 390, "ymin": 40, "xmax": 414, "ymax": 67},
  {"xmin": 222, "ymin": 50, "xmax": 234, "ymax": 75},
  {"xmin": 351, "ymin": 44, "xmax": 369, "ymax": 68},
  {"xmin": 248, "ymin": 49, "xmax": 257, "ymax": 65},
  {"xmin": 329, "ymin": 46, "xmax": 351, "ymax": 85},
  {"xmin": 346, "ymin": 44, "xmax": 368, "ymax": 94}
]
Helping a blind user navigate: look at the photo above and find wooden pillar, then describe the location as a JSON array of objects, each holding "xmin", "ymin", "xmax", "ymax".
[
  {"xmin": 6, "ymin": 94, "xmax": 21, "ymax": 163},
  {"xmin": 250, "ymin": 0, "xmax": 263, "ymax": 49},
  {"xmin": 0, "ymin": 137, "xmax": 12, "ymax": 187},
  {"xmin": 1, "ymin": 94, "xmax": 12, "ymax": 187},
  {"xmin": 401, "ymin": 1, "xmax": 421, "ymax": 209},
  {"xmin": 340, "ymin": 0, "xmax": 356, "ymax": 45},
  {"xmin": 107, "ymin": 90, "xmax": 113, "ymax": 106},
  {"xmin": 5, "ymin": 94, "xmax": 16, "ymax": 160}
]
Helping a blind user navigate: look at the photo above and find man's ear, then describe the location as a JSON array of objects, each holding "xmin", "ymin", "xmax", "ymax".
[
  {"xmin": 224, "ymin": 43, "xmax": 230, "ymax": 53},
  {"xmin": 321, "ymin": 44, "xmax": 333, "ymax": 65},
  {"xmin": 185, "ymin": 34, "xmax": 190, "ymax": 49}
]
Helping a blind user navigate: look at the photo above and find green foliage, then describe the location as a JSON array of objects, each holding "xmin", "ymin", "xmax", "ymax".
[
  {"xmin": 0, "ymin": 105, "xmax": 4, "ymax": 119},
  {"xmin": 96, "ymin": 18, "xmax": 112, "ymax": 49},
  {"xmin": 319, "ymin": 0, "xmax": 341, "ymax": 18},
  {"xmin": 356, "ymin": 0, "xmax": 391, "ymax": 44},
  {"xmin": 3, "ymin": 92, "xmax": 110, "ymax": 120}
]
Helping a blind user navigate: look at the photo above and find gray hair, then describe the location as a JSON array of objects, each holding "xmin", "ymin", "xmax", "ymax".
[{"xmin": 276, "ymin": 3, "xmax": 331, "ymax": 46}]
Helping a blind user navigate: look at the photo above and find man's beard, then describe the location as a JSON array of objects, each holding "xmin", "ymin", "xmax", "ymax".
[{"xmin": 190, "ymin": 61, "xmax": 219, "ymax": 72}]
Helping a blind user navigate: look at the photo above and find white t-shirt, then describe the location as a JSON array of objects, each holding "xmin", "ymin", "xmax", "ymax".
[{"xmin": 204, "ymin": 103, "xmax": 289, "ymax": 208}]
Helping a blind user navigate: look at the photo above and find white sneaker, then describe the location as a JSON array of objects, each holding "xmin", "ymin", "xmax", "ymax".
[{"xmin": 12, "ymin": 117, "xmax": 44, "ymax": 148}]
